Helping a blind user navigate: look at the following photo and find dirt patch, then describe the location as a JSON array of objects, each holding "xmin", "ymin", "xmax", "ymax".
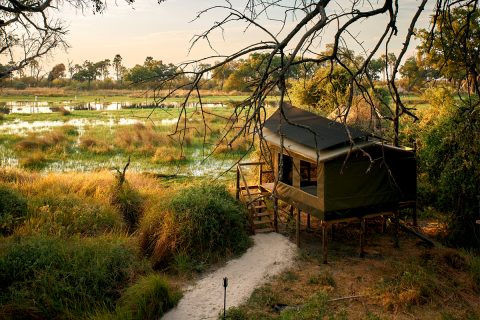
[{"xmin": 227, "ymin": 218, "xmax": 480, "ymax": 319}]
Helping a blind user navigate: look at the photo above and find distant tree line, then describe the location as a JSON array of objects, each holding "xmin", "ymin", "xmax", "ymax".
[
  {"xmin": 0, "ymin": 55, "xmax": 181, "ymax": 90},
  {"xmin": 0, "ymin": 47, "xmax": 465, "ymax": 94}
]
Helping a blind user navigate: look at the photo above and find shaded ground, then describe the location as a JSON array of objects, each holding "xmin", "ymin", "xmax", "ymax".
[{"xmin": 226, "ymin": 216, "xmax": 480, "ymax": 319}]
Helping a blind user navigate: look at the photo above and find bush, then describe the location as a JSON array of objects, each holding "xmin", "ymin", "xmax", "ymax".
[
  {"xmin": 111, "ymin": 183, "xmax": 144, "ymax": 232},
  {"xmin": 0, "ymin": 185, "xmax": 28, "ymax": 235},
  {"xmin": 0, "ymin": 236, "xmax": 151, "ymax": 319},
  {"xmin": 23, "ymin": 195, "xmax": 123, "ymax": 236},
  {"xmin": 140, "ymin": 183, "xmax": 251, "ymax": 269},
  {"xmin": 19, "ymin": 150, "xmax": 50, "ymax": 170},
  {"xmin": 115, "ymin": 274, "xmax": 182, "ymax": 320},
  {"xmin": 169, "ymin": 184, "xmax": 251, "ymax": 262},
  {"xmin": 418, "ymin": 100, "xmax": 480, "ymax": 247}
]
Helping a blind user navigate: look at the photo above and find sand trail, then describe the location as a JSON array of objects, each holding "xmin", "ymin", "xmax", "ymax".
[{"xmin": 162, "ymin": 232, "xmax": 297, "ymax": 320}]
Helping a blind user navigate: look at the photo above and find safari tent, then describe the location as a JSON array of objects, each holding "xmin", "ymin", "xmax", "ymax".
[
  {"xmin": 261, "ymin": 103, "xmax": 416, "ymax": 221},
  {"xmin": 236, "ymin": 103, "xmax": 416, "ymax": 262}
]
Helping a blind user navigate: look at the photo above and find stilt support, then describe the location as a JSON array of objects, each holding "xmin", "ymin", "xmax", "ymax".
[
  {"xmin": 296, "ymin": 209, "xmax": 301, "ymax": 247},
  {"xmin": 393, "ymin": 211, "xmax": 400, "ymax": 248},
  {"xmin": 322, "ymin": 222, "xmax": 328, "ymax": 264},
  {"xmin": 273, "ymin": 198, "xmax": 279, "ymax": 232},
  {"xmin": 360, "ymin": 218, "xmax": 366, "ymax": 258}
]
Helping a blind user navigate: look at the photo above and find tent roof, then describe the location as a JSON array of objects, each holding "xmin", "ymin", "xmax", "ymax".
[{"xmin": 263, "ymin": 103, "xmax": 368, "ymax": 151}]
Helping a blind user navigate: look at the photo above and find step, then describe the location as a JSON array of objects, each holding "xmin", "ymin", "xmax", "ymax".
[
  {"xmin": 253, "ymin": 219, "xmax": 272, "ymax": 225},
  {"xmin": 255, "ymin": 227, "xmax": 274, "ymax": 233},
  {"xmin": 253, "ymin": 204, "xmax": 267, "ymax": 210},
  {"xmin": 254, "ymin": 211, "xmax": 273, "ymax": 218}
]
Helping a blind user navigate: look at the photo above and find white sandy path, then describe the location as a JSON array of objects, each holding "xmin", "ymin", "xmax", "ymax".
[{"xmin": 162, "ymin": 232, "xmax": 297, "ymax": 320}]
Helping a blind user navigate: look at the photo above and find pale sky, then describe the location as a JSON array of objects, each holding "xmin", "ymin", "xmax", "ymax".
[{"xmin": 43, "ymin": 0, "xmax": 433, "ymax": 70}]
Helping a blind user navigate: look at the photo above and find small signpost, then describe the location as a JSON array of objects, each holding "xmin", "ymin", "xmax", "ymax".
[{"xmin": 223, "ymin": 277, "xmax": 228, "ymax": 319}]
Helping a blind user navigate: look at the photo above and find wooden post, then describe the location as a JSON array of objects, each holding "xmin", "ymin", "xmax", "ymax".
[
  {"xmin": 273, "ymin": 198, "xmax": 279, "ymax": 232},
  {"xmin": 259, "ymin": 163, "xmax": 263, "ymax": 185},
  {"xmin": 296, "ymin": 208, "xmax": 301, "ymax": 247},
  {"xmin": 322, "ymin": 222, "xmax": 328, "ymax": 264},
  {"xmin": 393, "ymin": 211, "xmax": 400, "ymax": 248},
  {"xmin": 360, "ymin": 218, "xmax": 366, "ymax": 258},
  {"xmin": 412, "ymin": 203, "xmax": 418, "ymax": 227},
  {"xmin": 307, "ymin": 214, "xmax": 311, "ymax": 231},
  {"xmin": 381, "ymin": 215, "xmax": 386, "ymax": 233},
  {"xmin": 236, "ymin": 166, "xmax": 240, "ymax": 200}
]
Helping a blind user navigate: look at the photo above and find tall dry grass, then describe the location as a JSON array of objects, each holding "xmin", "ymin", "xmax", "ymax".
[
  {"xmin": 138, "ymin": 183, "xmax": 251, "ymax": 271},
  {"xmin": 114, "ymin": 123, "xmax": 173, "ymax": 154},
  {"xmin": 0, "ymin": 168, "xmax": 169, "ymax": 236},
  {"xmin": 79, "ymin": 135, "xmax": 113, "ymax": 154},
  {"xmin": 15, "ymin": 126, "xmax": 77, "ymax": 152}
]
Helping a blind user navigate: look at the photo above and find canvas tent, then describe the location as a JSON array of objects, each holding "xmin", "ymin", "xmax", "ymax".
[{"xmin": 261, "ymin": 103, "xmax": 416, "ymax": 222}]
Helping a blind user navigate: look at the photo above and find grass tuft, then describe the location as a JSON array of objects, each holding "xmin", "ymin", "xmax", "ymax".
[
  {"xmin": 0, "ymin": 184, "xmax": 28, "ymax": 235},
  {"xmin": 114, "ymin": 274, "xmax": 182, "ymax": 320},
  {"xmin": 0, "ymin": 236, "xmax": 151, "ymax": 319},
  {"xmin": 139, "ymin": 183, "xmax": 251, "ymax": 270}
]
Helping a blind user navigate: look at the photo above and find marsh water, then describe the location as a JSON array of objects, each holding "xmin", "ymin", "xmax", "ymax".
[
  {"xmin": 0, "ymin": 102, "xmax": 249, "ymax": 177},
  {"xmin": 0, "ymin": 100, "xmax": 229, "ymax": 113}
]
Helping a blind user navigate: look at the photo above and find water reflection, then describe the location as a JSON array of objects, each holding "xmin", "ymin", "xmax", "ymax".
[
  {"xmin": 0, "ymin": 118, "xmax": 145, "ymax": 134},
  {"xmin": 0, "ymin": 101, "xmax": 231, "ymax": 114}
]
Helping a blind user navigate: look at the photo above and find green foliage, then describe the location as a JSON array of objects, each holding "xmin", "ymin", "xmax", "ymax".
[
  {"xmin": 418, "ymin": 99, "xmax": 480, "ymax": 247},
  {"xmin": 378, "ymin": 259, "xmax": 437, "ymax": 308},
  {"xmin": 422, "ymin": 86, "xmax": 455, "ymax": 113},
  {"xmin": 279, "ymin": 292, "xmax": 329, "ymax": 320},
  {"xmin": 416, "ymin": 7, "xmax": 480, "ymax": 86},
  {"xmin": 224, "ymin": 307, "xmax": 249, "ymax": 320},
  {"xmin": 399, "ymin": 56, "xmax": 440, "ymax": 91},
  {"xmin": 307, "ymin": 272, "xmax": 336, "ymax": 287},
  {"xmin": 0, "ymin": 185, "xmax": 28, "ymax": 235},
  {"xmin": 111, "ymin": 183, "xmax": 144, "ymax": 232},
  {"xmin": 290, "ymin": 65, "xmax": 350, "ymax": 113},
  {"xmin": 25, "ymin": 194, "xmax": 123, "ymax": 236},
  {"xmin": 0, "ymin": 236, "xmax": 150, "ymax": 319},
  {"xmin": 463, "ymin": 251, "xmax": 480, "ymax": 290},
  {"xmin": 168, "ymin": 183, "xmax": 251, "ymax": 264},
  {"xmin": 113, "ymin": 274, "xmax": 182, "ymax": 320},
  {"xmin": 124, "ymin": 57, "xmax": 177, "ymax": 87}
]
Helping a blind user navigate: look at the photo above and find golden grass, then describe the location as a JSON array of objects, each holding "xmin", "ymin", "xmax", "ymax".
[
  {"xmin": 214, "ymin": 136, "xmax": 251, "ymax": 154},
  {"xmin": 0, "ymin": 167, "xmax": 180, "ymax": 237},
  {"xmin": 79, "ymin": 135, "xmax": 113, "ymax": 154},
  {"xmin": 18, "ymin": 151, "xmax": 49, "ymax": 169},
  {"xmin": 151, "ymin": 146, "xmax": 184, "ymax": 163},
  {"xmin": 115, "ymin": 123, "xmax": 173, "ymax": 154}
]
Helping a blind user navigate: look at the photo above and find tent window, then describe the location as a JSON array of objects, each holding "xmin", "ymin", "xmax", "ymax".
[
  {"xmin": 300, "ymin": 160, "xmax": 317, "ymax": 195},
  {"xmin": 279, "ymin": 154, "xmax": 293, "ymax": 186}
]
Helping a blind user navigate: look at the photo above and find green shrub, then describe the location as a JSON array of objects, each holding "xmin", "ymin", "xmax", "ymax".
[
  {"xmin": 464, "ymin": 251, "xmax": 480, "ymax": 290},
  {"xmin": 0, "ymin": 185, "xmax": 28, "ymax": 235},
  {"xmin": 24, "ymin": 195, "xmax": 123, "ymax": 236},
  {"xmin": 0, "ymin": 236, "xmax": 150, "ymax": 319},
  {"xmin": 111, "ymin": 184, "xmax": 144, "ymax": 232},
  {"xmin": 224, "ymin": 307, "xmax": 248, "ymax": 320},
  {"xmin": 115, "ymin": 274, "xmax": 182, "ymax": 320},
  {"xmin": 418, "ymin": 99, "xmax": 480, "ymax": 247},
  {"xmin": 168, "ymin": 183, "xmax": 251, "ymax": 264},
  {"xmin": 19, "ymin": 150, "xmax": 50, "ymax": 170},
  {"xmin": 141, "ymin": 183, "xmax": 251, "ymax": 269},
  {"xmin": 279, "ymin": 292, "xmax": 329, "ymax": 320}
]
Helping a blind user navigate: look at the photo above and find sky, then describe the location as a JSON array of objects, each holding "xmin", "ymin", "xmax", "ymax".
[{"xmin": 44, "ymin": 0, "xmax": 434, "ymax": 70}]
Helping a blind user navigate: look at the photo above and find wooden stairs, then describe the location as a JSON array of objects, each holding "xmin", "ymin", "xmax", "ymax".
[{"xmin": 239, "ymin": 185, "xmax": 275, "ymax": 233}]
